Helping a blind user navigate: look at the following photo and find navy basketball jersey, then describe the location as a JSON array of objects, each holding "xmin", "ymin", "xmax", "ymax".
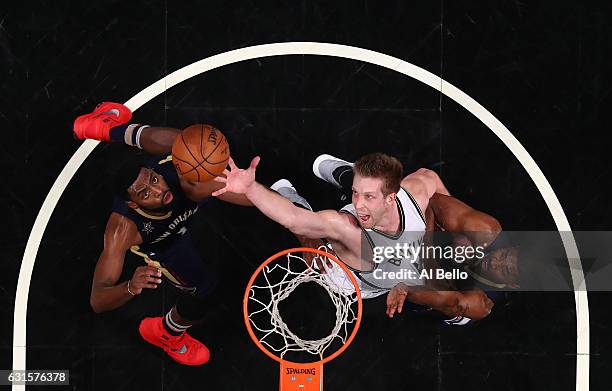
[{"xmin": 111, "ymin": 154, "xmax": 205, "ymax": 251}]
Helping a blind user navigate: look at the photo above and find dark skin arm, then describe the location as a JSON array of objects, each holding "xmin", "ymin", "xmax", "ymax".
[
  {"xmin": 138, "ymin": 126, "xmax": 181, "ymax": 155},
  {"xmin": 180, "ymin": 176, "xmax": 253, "ymax": 206},
  {"xmin": 386, "ymin": 194, "xmax": 500, "ymax": 319},
  {"xmin": 90, "ymin": 213, "xmax": 162, "ymax": 313},
  {"xmin": 428, "ymin": 193, "xmax": 502, "ymax": 248},
  {"xmin": 136, "ymin": 126, "xmax": 253, "ymax": 206},
  {"xmin": 386, "ymin": 283, "xmax": 494, "ymax": 320}
]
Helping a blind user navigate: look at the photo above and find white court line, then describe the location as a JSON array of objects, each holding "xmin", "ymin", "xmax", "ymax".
[{"xmin": 13, "ymin": 42, "xmax": 588, "ymax": 390}]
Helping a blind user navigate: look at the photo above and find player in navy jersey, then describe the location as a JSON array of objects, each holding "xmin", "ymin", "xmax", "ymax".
[
  {"xmin": 385, "ymin": 192, "xmax": 519, "ymax": 325},
  {"xmin": 74, "ymin": 102, "xmax": 251, "ymax": 365}
]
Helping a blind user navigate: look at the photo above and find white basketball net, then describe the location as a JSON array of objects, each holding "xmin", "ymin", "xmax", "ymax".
[{"xmin": 247, "ymin": 250, "xmax": 360, "ymax": 360}]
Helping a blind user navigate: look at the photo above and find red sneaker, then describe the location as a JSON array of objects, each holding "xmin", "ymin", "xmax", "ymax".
[
  {"xmin": 73, "ymin": 102, "xmax": 132, "ymax": 141},
  {"xmin": 138, "ymin": 317, "xmax": 210, "ymax": 366}
]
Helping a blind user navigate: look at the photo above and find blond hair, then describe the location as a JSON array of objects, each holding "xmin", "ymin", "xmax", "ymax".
[{"xmin": 353, "ymin": 153, "xmax": 403, "ymax": 196}]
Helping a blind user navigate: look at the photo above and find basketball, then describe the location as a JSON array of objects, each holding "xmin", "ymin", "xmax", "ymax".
[{"xmin": 171, "ymin": 124, "xmax": 230, "ymax": 182}]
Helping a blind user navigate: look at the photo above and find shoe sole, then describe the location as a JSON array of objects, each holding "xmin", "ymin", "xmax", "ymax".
[
  {"xmin": 312, "ymin": 154, "xmax": 336, "ymax": 180},
  {"xmin": 270, "ymin": 179, "xmax": 294, "ymax": 191},
  {"xmin": 312, "ymin": 153, "xmax": 353, "ymax": 186},
  {"xmin": 312, "ymin": 153, "xmax": 353, "ymax": 179},
  {"xmin": 94, "ymin": 102, "xmax": 132, "ymax": 123},
  {"xmin": 73, "ymin": 102, "xmax": 132, "ymax": 140}
]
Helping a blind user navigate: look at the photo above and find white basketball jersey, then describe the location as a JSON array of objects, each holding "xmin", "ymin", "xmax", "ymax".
[{"xmin": 323, "ymin": 188, "xmax": 427, "ymax": 299}]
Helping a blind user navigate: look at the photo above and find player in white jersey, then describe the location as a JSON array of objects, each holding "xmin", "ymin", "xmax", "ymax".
[
  {"xmin": 288, "ymin": 155, "xmax": 515, "ymax": 324},
  {"xmin": 275, "ymin": 174, "xmax": 429, "ymax": 300},
  {"xmin": 213, "ymin": 152, "xmax": 494, "ymax": 321}
]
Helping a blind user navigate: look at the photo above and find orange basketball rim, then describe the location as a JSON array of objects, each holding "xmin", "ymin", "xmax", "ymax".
[{"xmin": 243, "ymin": 247, "xmax": 363, "ymax": 391}]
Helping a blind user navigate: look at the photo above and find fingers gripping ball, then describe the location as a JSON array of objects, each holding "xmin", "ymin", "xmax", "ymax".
[{"xmin": 172, "ymin": 124, "xmax": 230, "ymax": 182}]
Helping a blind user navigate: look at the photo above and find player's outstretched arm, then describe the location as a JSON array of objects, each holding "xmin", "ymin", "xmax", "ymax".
[
  {"xmin": 180, "ymin": 175, "xmax": 253, "ymax": 206},
  {"xmin": 138, "ymin": 127, "xmax": 181, "ymax": 155},
  {"xmin": 107, "ymin": 125, "xmax": 181, "ymax": 155},
  {"xmin": 213, "ymin": 157, "xmax": 343, "ymax": 240},
  {"xmin": 245, "ymin": 182, "xmax": 343, "ymax": 239},
  {"xmin": 386, "ymin": 283, "xmax": 494, "ymax": 320},
  {"xmin": 90, "ymin": 213, "xmax": 162, "ymax": 313}
]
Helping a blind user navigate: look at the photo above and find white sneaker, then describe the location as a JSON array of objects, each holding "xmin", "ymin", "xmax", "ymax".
[
  {"xmin": 270, "ymin": 179, "xmax": 313, "ymax": 211},
  {"xmin": 270, "ymin": 179, "xmax": 294, "ymax": 192},
  {"xmin": 312, "ymin": 154, "xmax": 353, "ymax": 188}
]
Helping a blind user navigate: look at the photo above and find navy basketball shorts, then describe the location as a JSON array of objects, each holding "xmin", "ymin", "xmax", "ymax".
[{"xmin": 130, "ymin": 233, "xmax": 218, "ymax": 299}]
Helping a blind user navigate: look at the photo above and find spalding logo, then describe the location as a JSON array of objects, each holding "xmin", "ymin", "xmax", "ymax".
[
  {"xmin": 285, "ymin": 368, "xmax": 316, "ymax": 375},
  {"xmin": 208, "ymin": 129, "xmax": 218, "ymax": 144}
]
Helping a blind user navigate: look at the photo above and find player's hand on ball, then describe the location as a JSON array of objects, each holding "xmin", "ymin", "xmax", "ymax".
[
  {"xmin": 386, "ymin": 283, "xmax": 409, "ymax": 318},
  {"xmin": 129, "ymin": 266, "xmax": 162, "ymax": 294},
  {"xmin": 212, "ymin": 156, "xmax": 260, "ymax": 196}
]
